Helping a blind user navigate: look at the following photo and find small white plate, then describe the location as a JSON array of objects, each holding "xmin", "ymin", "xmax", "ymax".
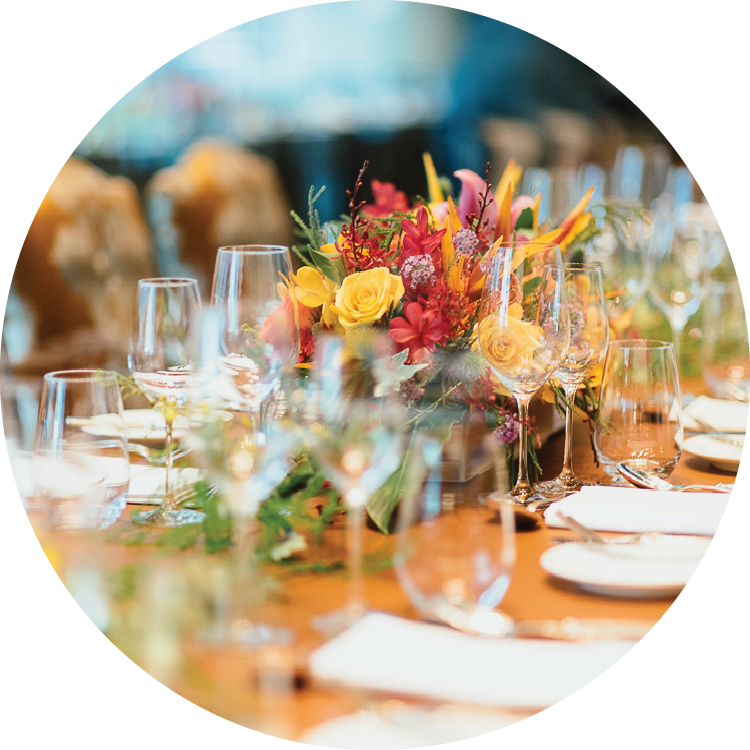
[
  {"xmin": 540, "ymin": 536, "xmax": 711, "ymax": 598},
  {"xmin": 682, "ymin": 396, "xmax": 748, "ymax": 433},
  {"xmin": 682, "ymin": 434, "xmax": 744, "ymax": 473},
  {"xmin": 82, "ymin": 409, "xmax": 188, "ymax": 444}
]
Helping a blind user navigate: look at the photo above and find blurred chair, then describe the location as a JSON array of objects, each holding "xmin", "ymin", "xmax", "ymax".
[
  {"xmin": 480, "ymin": 118, "xmax": 544, "ymax": 176},
  {"xmin": 12, "ymin": 157, "xmax": 153, "ymax": 376},
  {"xmin": 146, "ymin": 139, "xmax": 294, "ymax": 294},
  {"xmin": 540, "ymin": 108, "xmax": 594, "ymax": 169}
]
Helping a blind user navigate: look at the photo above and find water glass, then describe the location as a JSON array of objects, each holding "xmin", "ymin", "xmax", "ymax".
[
  {"xmin": 32, "ymin": 370, "xmax": 129, "ymax": 529},
  {"xmin": 395, "ymin": 415, "xmax": 516, "ymax": 637},
  {"xmin": 595, "ymin": 340, "xmax": 683, "ymax": 482},
  {"xmin": 702, "ymin": 279, "xmax": 750, "ymax": 400}
]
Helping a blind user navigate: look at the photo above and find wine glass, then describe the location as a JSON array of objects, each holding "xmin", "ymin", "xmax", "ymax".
[
  {"xmin": 477, "ymin": 242, "xmax": 570, "ymax": 507},
  {"xmin": 308, "ymin": 333, "xmax": 405, "ymax": 632},
  {"xmin": 185, "ymin": 306, "xmax": 300, "ymax": 645},
  {"xmin": 211, "ymin": 245, "xmax": 300, "ymax": 418},
  {"xmin": 647, "ymin": 211, "xmax": 709, "ymax": 375},
  {"xmin": 594, "ymin": 339, "xmax": 683, "ymax": 483},
  {"xmin": 535, "ymin": 263, "xmax": 609, "ymax": 500},
  {"xmin": 32, "ymin": 370, "xmax": 129, "ymax": 530},
  {"xmin": 395, "ymin": 410, "xmax": 517, "ymax": 637},
  {"xmin": 702, "ymin": 278, "xmax": 750, "ymax": 400},
  {"xmin": 128, "ymin": 277, "xmax": 203, "ymax": 527}
]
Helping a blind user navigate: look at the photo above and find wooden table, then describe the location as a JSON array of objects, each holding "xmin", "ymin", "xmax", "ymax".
[{"xmin": 32, "ymin": 403, "xmax": 735, "ymax": 742}]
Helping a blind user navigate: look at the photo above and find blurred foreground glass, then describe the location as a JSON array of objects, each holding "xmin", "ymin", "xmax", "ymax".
[
  {"xmin": 185, "ymin": 307, "xmax": 299, "ymax": 644},
  {"xmin": 32, "ymin": 370, "xmax": 128, "ymax": 529},
  {"xmin": 595, "ymin": 340, "xmax": 682, "ymax": 482},
  {"xmin": 211, "ymin": 245, "xmax": 300, "ymax": 414},
  {"xmin": 702, "ymin": 279, "xmax": 750, "ymax": 400},
  {"xmin": 308, "ymin": 334, "xmax": 405, "ymax": 632},
  {"xmin": 395, "ymin": 421, "xmax": 516, "ymax": 637},
  {"xmin": 477, "ymin": 242, "xmax": 569, "ymax": 507},
  {"xmin": 129, "ymin": 277, "xmax": 203, "ymax": 527},
  {"xmin": 536, "ymin": 264, "xmax": 608, "ymax": 499}
]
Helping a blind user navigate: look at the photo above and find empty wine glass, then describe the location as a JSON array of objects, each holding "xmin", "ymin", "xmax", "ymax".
[
  {"xmin": 211, "ymin": 245, "xmax": 300, "ymax": 417},
  {"xmin": 536, "ymin": 263, "xmax": 609, "ymax": 499},
  {"xmin": 477, "ymin": 242, "xmax": 570, "ymax": 507},
  {"xmin": 595, "ymin": 339, "xmax": 683, "ymax": 482},
  {"xmin": 395, "ymin": 411, "xmax": 516, "ymax": 637},
  {"xmin": 32, "ymin": 370, "xmax": 129, "ymax": 530},
  {"xmin": 129, "ymin": 277, "xmax": 203, "ymax": 527},
  {"xmin": 185, "ymin": 306, "xmax": 300, "ymax": 645},
  {"xmin": 702, "ymin": 278, "xmax": 750, "ymax": 400},
  {"xmin": 308, "ymin": 333, "xmax": 405, "ymax": 632},
  {"xmin": 647, "ymin": 211, "xmax": 709, "ymax": 374}
]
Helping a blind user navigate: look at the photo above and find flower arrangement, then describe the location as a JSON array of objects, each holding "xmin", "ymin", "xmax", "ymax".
[{"xmin": 287, "ymin": 156, "xmax": 598, "ymax": 530}]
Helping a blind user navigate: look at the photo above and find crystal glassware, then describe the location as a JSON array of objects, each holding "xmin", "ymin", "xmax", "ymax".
[
  {"xmin": 594, "ymin": 339, "xmax": 683, "ymax": 482},
  {"xmin": 128, "ymin": 277, "xmax": 203, "ymax": 526},
  {"xmin": 647, "ymin": 212, "xmax": 709, "ymax": 375},
  {"xmin": 184, "ymin": 306, "xmax": 300, "ymax": 645},
  {"xmin": 394, "ymin": 410, "xmax": 516, "ymax": 637},
  {"xmin": 32, "ymin": 370, "xmax": 129, "ymax": 530},
  {"xmin": 308, "ymin": 333, "xmax": 405, "ymax": 632},
  {"xmin": 535, "ymin": 263, "xmax": 609, "ymax": 499},
  {"xmin": 211, "ymin": 245, "xmax": 300, "ymax": 417},
  {"xmin": 477, "ymin": 242, "xmax": 570, "ymax": 507},
  {"xmin": 702, "ymin": 278, "xmax": 750, "ymax": 400}
]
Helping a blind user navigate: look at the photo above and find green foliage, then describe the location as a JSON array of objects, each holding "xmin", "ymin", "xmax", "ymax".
[{"xmin": 515, "ymin": 207, "xmax": 535, "ymax": 230}]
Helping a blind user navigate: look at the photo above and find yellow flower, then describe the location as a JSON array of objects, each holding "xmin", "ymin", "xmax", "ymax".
[
  {"xmin": 329, "ymin": 267, "xmax": 405, "ymax": 330},
  {"xmin": 293, "ymin": 266, "xmax": 339, "ymax": 328},
  {"xmin": 476, "ymin": 303, "xmax": 544, "ymax": 376}
]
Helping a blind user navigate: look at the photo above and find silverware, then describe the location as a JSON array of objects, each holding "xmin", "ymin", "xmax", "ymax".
[
  {"xmin": 616, "ymin": 463, "xmax": 732, "ymax": 493},
  {"xmin": 555, "ymin": 511, "xmax": 660, "ymax": 545}
]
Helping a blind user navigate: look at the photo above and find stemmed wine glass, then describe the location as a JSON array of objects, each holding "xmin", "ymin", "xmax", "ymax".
[
  {"xmin": 535, "ymin": 263, "xmax": 609, "ymax": 501},
  {"xmin": 477, "ymin": 242, "xmax": 570, "ymax": 507},
  {"xmin": 308, "ymin": 333, "xmax": 405, "ymax": 632},
  {"xmin": 211, "ymin": 245, "xmax": 300, "ymax": 422},
  {"xmin": 647, "ymin": 211, "xmax": 708, "ymax": 375},
  {"xmin": 129, "ymin": 277, "xmax": 203, "ymax": 527}
]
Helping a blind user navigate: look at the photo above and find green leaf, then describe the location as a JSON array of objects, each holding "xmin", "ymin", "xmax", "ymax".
[
  {"xmin": 522, "ymin": 276, "xmax": 543, "ymax": 297},
  {"xmin": 515, "ymin": 207, "xmax": 535, "ymax": 229}
]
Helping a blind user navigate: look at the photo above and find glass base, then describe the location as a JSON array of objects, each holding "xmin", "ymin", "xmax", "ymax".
[{"xmin": 132, "ymin": 507, "xmax": 205, "ymax": 527}]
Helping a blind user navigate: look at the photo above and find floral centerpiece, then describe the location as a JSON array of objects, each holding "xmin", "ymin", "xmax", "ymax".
[{"xmin": 286, "ymin": 156, "xmax": 597, "ymax": 531}]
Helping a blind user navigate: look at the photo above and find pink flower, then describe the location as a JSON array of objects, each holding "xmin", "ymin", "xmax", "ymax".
[
  {"xmin": 432, "ymin": 170, "xmax": 499, "ymax": 230},
  {"xmin": 362, "ymin": 180, "xmax": 410, "ymax": 219},
  {"xmin": 388, "ymin": 301, "xmax": 450, "ymax": 363},
  {"xmin": 510, "ymin": 195, "xmax": 536, "ymax": 231}
]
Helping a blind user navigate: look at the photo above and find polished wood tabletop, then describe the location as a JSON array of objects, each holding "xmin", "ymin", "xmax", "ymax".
[{"xmin": 30, "ymin": 388, "xmax": 736, "ymax": 741}]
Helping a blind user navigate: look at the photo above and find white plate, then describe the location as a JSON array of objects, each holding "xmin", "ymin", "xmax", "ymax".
[
  {"xmin": 682, "ymin": 434, "xmax": 744, "ymax": 472},
  {"xmin": 82, "ymin": 409, "xmax": 188, "ymax": 444},
  {"xmin": 682, "ymin": 396, "xmax": 748, "ymax": 433},
  {"xmin": 540, "ymin": 537, "xmax": 711, "ymax": 598}
]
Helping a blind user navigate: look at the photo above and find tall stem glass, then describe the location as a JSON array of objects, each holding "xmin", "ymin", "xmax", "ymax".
[
  {"xmin": 129, "ymin": 277, "xmax": 203, "ymax": 526},
  {"xmin": 210, "ymin": 245, "xmax": 299, "ymax": 429},
  {"xmin": 535, "ymin": 263, "xmax": 609, "ymax": 502},
  {"xmin": 477, "ymin": 242, "xmax": 570, "ymax": 507}
]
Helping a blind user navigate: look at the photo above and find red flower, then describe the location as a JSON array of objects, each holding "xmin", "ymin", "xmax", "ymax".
[
  {"xmin": 400, "ymin": 206, "xmax": 445, "ymax": 263},
  {"xmin": 362, "ymin": 180, "xmax": 410, "ymax": 219},
  {"xmin": 388, "ymin": 301, "xmax": 450, "ymax": 363}
]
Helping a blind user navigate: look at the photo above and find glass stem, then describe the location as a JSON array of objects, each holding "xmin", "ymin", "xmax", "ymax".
[
  {"xmin": 345, "ymin": 494, "xmax": 366, "ymax": 616},
  {"xmin": 558, "ymin": 384, "xmax": 582, "ymax": 489},
  {"xmin": 162, "ymin": 409, "xmax": 176, "ymax": 511},
  {"xmin": 670, "ymin": 306, "xmax": 687, "ymax": 376},
  {"xmin": 510, "ymin": 396, "xmax": 534, "ymax": 505}
]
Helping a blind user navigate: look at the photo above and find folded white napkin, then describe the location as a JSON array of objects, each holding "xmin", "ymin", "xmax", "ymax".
[
  {"xmin": 682, "ymin": 396, "xmax": 748, "ymax": 433},
  {"xmin": 127, "ymin": 464, "xmax": 204, "ymax": 501},
  {"xmin": 544, "ymin": 485, "xmax": 728, "ymax": 536},
  {"xmin": 309, "ymin": 613, "xmax": 632, "ymax": 709}
]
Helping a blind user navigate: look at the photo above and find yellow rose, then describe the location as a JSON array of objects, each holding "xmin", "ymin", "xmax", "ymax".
[
  {"xmin": 293, "ymin": 266, "xmax": 340, "ymax": 328},
  {"xmin": 476, "ymin": 309, "xmax": 544, "ymax": 379},
  {"xmin": 329, "ymin": 267, "xmax": 405, "ymax": 330}
]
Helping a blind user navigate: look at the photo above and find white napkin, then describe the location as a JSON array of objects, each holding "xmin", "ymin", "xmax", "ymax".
[
  {"xmin": 309, "ymin": 613, "xmax": 632, "ymax": 709},
  {"xmin": 127, "ymin": 464, "xmax": 204, "ymax": 501},
  {"xmin": 545, "ymin": 485, "xmax": 728, "ymax": 536},
  {"xmin": 682, "ymin": 396, "xmax": 748, "ymax": 433}
]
